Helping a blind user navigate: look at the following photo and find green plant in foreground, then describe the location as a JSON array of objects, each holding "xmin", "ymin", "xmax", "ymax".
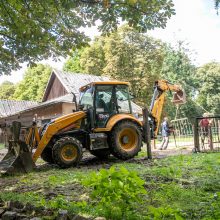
[
  {"xmin": 82, "ymin": 166, "xmax": 147, "ymax": 219},
  {"xmin": 148, "ymin": 206, "xmax": 184, "ymax": 220}
]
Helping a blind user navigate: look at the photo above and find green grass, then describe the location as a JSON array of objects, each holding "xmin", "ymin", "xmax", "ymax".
[{"xmin": 1, "ymin": 153, "xmax": 220, "ymax": 219}]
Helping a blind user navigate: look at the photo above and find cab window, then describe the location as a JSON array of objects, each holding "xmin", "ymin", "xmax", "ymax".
[
  {"xmin": 95, "ymin": 85, "xmax": 115, "ymax": 127},
  {"xmin": 80, "ymin": 86, "xmax": 93, "ymax": 109},
  {"xmin": 116, "ymin": 85, "xmax": 132, "ymax": 114},
  {"xmin": 95, "ymin": 85, "xmax": 114, "ymax": 113}
]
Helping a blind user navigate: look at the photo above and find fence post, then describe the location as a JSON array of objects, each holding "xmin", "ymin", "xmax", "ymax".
[
  {"xmin": 142, "ymin": 108, "xmax": 152, "ymax": 159},
  {"xmin": 194, "ymin": 118, "xmax": 200, "ymax": 152},
  {"xmin": 208, "ymin": 126, "xmax": 213, "ymax": 150}
]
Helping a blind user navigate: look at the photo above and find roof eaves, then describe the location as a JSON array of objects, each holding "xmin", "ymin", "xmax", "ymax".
[
  {"xmin": 0, "ymin": 99, "xmax": 71, "ymax": 120},
  {"xmin": 0, "ymin": 100, "xmax": 39, "ymax": 118}
]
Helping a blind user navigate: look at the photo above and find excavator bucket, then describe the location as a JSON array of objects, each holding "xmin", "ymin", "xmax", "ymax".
[
  {"xmin": 172, "ymin": 89, "xmax": 186, "ymax": 105},
  {"xmin": 0, "ymin": 122, "xmax": 35, "ymax": 175}
]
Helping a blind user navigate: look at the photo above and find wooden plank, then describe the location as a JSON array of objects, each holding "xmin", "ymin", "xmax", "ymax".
[{"xmin": 44, "ymin": 75, "xmax": 68, "ymax": 101}]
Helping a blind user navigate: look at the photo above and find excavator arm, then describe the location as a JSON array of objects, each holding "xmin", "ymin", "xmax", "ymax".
[{"xmin": 149, "ymin": 80, "xmax": 186, "ymax": 138}]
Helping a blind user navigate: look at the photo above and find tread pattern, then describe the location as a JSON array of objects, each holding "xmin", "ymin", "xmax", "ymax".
[
  {"xmin": 110, "ymin": 120, "xmax": 142, "ymax": 160},
  {"xmin": 52, "ymin": 136, "xmax": 83, "ymax": 168}
]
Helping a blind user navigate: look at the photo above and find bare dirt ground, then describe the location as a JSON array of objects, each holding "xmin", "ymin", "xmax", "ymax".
[
  {"xmin": 0, "ymin": 145, "xmax": 194, "ymax": 178},
  {"xmin": 0, "ymin": 145, "xmax": 194, "ymax": 168},
  {"xmin": 152, "ymin": 146, "xmax": 193, "ymax": 158},
  {"xmin": 0, "ymin": 146, "xmax": 194, "ymax": 169}
]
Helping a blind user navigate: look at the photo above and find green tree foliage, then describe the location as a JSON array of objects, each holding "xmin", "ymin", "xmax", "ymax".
[
  {"xmin": 102, "ymin": 26, "xmax": 165, "ymax": 104},
  {"xmin": 65, "ymin": 28, "xmax": 220, "ymax": 119},
  {"xmin": 0, "ymin": 0, "xmax": 175, "ymax": 75},
  {"xmin": 0, "ymin": 81, "xmax": 16, "ymax": 100},
  {"xmin": 63, "ymin": 37, "xmax": 106, "ymax": 76},
  {"xmin": 65, "ymin": 25, "xmax": 165, "ymax": 105},
  {"xmin": 196, "ymin": 62, "xmax": 220, "ymax": 115},
  {"xmin": 63, "ymin": 49, "xmax": 84, "ymax": 73},
  {"xmin": 80, "ymin": 39, "xmax": 106, "ymax": 76},
  {"xmin": 13, "ymin": 64, "xmax": 52, "ymax": 101},
  {"xmin": 161, "ymin": 43, "xmax": 196, "ymax": 88}
]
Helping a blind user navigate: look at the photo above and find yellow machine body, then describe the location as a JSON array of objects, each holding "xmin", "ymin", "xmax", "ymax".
[
  {"xmin": 0, "ymin": 80, "xmax": 185, "ymax": 174},
  {"xmin": 93, "ymin": 114, "xmax": 142, "ymax": 132}
]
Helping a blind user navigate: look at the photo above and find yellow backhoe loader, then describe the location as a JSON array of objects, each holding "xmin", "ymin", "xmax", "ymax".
[{"xmin": 0, "ymin": 80, "xmax": 185, "ymax": 175}]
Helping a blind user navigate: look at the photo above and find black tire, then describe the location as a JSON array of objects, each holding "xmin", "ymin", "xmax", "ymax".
[
  {"xmin": 41, "ymin": 147, "xmax": 54, "ymax": 164},
  {"xmin": 90, "ymin": 149, "xmax": 110, "ymax": 160},
  {"xmin": 110, "ymin": 120, "xmax": 142, "ymax": 160},
  {"xmin": 52, "ymin": 137, "xmax": 83, "ymax": 168}
]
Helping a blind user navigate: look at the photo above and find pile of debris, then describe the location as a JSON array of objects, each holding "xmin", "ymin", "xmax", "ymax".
[{"xmin": 0, "ymin": 199, "xmax": 105, "ymax": 220}]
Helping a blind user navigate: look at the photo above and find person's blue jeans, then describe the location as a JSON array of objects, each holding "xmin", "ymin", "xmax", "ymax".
[{"xmin": 159, "ymin": 136, "xmax": 169, "ymax": 150}]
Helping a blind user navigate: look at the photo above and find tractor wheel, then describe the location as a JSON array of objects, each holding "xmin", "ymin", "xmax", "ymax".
[
  {"xmin": 41, "ymin": 147, "xmax": 54, "ymax": 164},
  {"xmin": 90, "ymin": 149, "xmax": 110, "ymax": 160},
  {"xmin": 110, "ymin": 121, "xmax": 142, "ymax": 160},
  {"xmin": 52, "ymin": 137, "xmax": 83, "ymax": 168}
]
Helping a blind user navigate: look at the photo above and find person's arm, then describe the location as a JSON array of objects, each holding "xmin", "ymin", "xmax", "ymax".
[{"xmin": 199, "ymin": 119, "xmax": 203, "ymax": 126}]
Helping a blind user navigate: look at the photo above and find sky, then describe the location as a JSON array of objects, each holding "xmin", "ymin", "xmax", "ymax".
[
  {"xmin": 148, "ymin": 0, "xmax": 220, "ymax": 66},
  {"xmin": 0, "ymin": 0, "xmax": 220, "ymax": 84}
]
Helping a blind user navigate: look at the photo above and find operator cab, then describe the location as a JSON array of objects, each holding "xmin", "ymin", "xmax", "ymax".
[{"xmin": 79, "ymin": 82, "xmax": 132, "ymax": 128}]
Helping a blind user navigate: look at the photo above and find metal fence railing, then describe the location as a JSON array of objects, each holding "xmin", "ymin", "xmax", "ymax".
[
  {"xmin": 154, "ymin": 118, "xmax": 194, "ymax": 149},
  {"xmin": 170, "ymin": 118, "xmax": 194, "ymax": 147}
]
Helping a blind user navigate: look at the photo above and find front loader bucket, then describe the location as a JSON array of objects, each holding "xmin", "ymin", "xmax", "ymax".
[
  {"xmin": 0, "ymin": 141, "xmax": 35, "ymax": 175},
  {"xmin": 172, "ymin": 90, "xmax": 186, "ymax": 105},
  {"xmin": 0, "ymin": 121, "xmax": 35, "ymax": 175}
]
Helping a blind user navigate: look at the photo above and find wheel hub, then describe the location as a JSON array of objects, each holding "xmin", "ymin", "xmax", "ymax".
[
  {"xmin": 122, "ymin": 136, "xmax": 129, "ymax": 144},
  {"xmin": 119, "ymin": 128, "xmax": 138, "ymax": 151},
  {"xmin": 61, "ymin": 145, "xmax": 77, "ymax": 161},
  {"xmin": 65, "ymin": 149, "xmax": 74, "ymax": 157}
]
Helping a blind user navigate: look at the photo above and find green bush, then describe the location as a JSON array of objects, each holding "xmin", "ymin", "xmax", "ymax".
[
  {"xmin": 82, "ymin": 166, "xmax": 147, "ymax": 219},
  {"xmin": 148, "ymin": 206, "xmax": 184, "ymax": 220}
]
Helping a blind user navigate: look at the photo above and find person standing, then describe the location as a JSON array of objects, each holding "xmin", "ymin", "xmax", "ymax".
[
  {"xmin": 199, "ymin": 113, "xmax": 211, "ymax": 149},
  {"xmin": 159, "ymin": 117, "xmax": 170, "ymax": 150}
]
